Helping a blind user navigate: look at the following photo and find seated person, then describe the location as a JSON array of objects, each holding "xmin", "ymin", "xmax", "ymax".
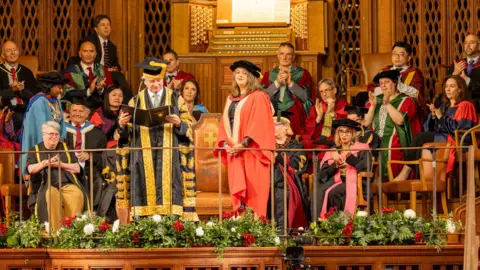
[
  {"xmin": 90, "ymin": 85, "xmax": 123, "ymax": 148},
  {"xmin": 162, "ymin": 49, "xmax": 195, "ymax": 92},
  {"xmin": 261, "ymin": 42, "xmax": 313, "ymax": 135},
  {"xmin": 26, "ymin": 121, "xmax": 88, "ymax": 231},
  {"xmin": 301, "ymin": 78, "xmax": 348, "ymax": 151},
  {"xmin": 268, "ymin": 114, "xmax": 309, "ymax": 232},
  {"xmin": 180, "ymin": 79, "xmax": 208, "ymax": 122},
  {"xmin": 448, "ymin": 34, "xmax": 480, "ymax": 110},
  {"xmin": 345, "ymin": 105, "xmax": 381, "ymax": 151},
  {"xmin": 363, "ymin": 69, "xmax": 419, "ymax": 179},
  {"xmin": 63, "ymin": 40, "xmax": 113, "ymax": 110},
  {"xmin": 396, "ymin": 75, "xmax": 477, "ymax": 181},
  {"xmin": 0, "ymin": 40, "xmax": 38, "ymax": 139},
  {"xmin": 81, "ymin": 14, "xmax": 132, "ymax": 104},
  {"xmin": 65, "ymin": 97, "xmax": 107, "ymax": 213},
  {"xmin": 312, "ymin": 119, "xmax": 370, "ymax": 219}
]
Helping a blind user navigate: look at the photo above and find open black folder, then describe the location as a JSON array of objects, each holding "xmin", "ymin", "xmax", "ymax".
[{"xmin": 120, "ymin": 104, "xmax": 172, "ymax": 127}]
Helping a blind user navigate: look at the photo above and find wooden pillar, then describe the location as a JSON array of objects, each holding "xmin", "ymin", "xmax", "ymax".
[
  {"xmin": 171, "ymin": 0, "xmax": 190, "ymax": 54},
  {"xmin": 359, "ymin": 0, "xmax": 396, "ymax": 54}
]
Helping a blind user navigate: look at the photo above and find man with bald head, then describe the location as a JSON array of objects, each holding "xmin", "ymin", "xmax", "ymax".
[
  {"xmin": 63, "ymin": 40, "xmax": 113, "ymax": 109},
  {"xmin": 0, "ymin": 40, "xmax": 37, "ymax": 141},
  {"xmin": 449, "ymin": 34, "xmax": 480, "ymax": 109}
]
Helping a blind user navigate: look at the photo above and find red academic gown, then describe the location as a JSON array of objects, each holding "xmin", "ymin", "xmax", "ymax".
[
  {"xmin": 214, "ymin": 90, "xmax": 275, "ymax": 217},
  {"xmin": 301, "ymin": 99, "xmax": 348, "ymax": 150}
]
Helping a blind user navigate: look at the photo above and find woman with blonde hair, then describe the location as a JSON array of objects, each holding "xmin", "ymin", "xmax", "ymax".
[{"xmin": 214, "ymin": 60, "xmax": 275, "ymax": 217}]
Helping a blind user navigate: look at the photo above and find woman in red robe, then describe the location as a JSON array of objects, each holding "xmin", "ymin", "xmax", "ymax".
[{"xmin": 214, "ymin": 60, "xmax": 275, "ymax": 217}]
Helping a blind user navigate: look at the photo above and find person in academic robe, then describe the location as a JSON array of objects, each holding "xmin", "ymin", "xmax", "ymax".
[
  {"xmin": 261, "ymin": 42, "xmax": 314, "ymax": 135},
  {"xmin": 214, "ymin": 60, "xmax": 275, "ymax": 217},
  {"xmin": 312, "ymin": 119, "xmax": 370, "ymax": 219},
  {"xmin": 162, "ymin": 50, "xmax": 195, "ymax": 93},
  {"xmin": 65, "ymin": 97, "xmax": 108, "ymax": 216},
  {"xmin": 180, "ymin": 79, "xmax": 209, "ymax": 122},
  {"xmin": 20, "ymin": 72, "xmax": 69, "ymax": 176},
  {"xmin": 0, "ymin": 41, "xmax": 38, "ymax": 140},
  {"xmin": 26, "ymin": 121, "xmax": 90, "ymax": 231},
  {"xmin": 116, "ymin": 57, "xmax": 198, "ymax": 220},
  {"xmin": 63, "ymin": 41, "xmax": 113, "ymax": 110},
  {"xmin": 301, "ymin": 78, "xmax": 348, "ymax": 156},
  {"xmin": 363, "ymin": 69, "xmax": 418, "ymax": 179},
  {"xmin": 80, "ymin": 14, "xmax": 133, "ymax": 104},
  {"xmin": 345, "ymin": 105, "xmax": 381, "ymax": 152},
  {"xmin": 395, "ymin": 75, "xmax": 477, "ymax": 181},
  {"xmin": 268, "ymin": 115, "xmax": 309, "ymax": 233},
  {"xmin": 448, "ymin": 34, "xmax": 480, "ymax": 111},
  {"xmin": 89, "ymin": 85, "xmax": 123, "ymax": 148}
]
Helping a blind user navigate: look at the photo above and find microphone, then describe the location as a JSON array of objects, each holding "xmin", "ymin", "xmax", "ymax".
[{"xmin": 130, "ymin": 77, "xmax": 144, "ymax": 219}]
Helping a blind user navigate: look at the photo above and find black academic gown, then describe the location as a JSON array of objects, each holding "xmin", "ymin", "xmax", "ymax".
[
  {"xmin": 26, "ymin": 142, "xmax": 90, "ymax": 224},
  {"xmin": 448, "ymin": 59, "xmax": 480, "ymax": 110},
  {"xmin": 268, "ymin": 138, "xmax": 310, "ymax": 232},
  {"xmin": 65, "ymin": 122, "xmax": 107, "ymax": 212},
  {"xmin": 117, "ymin": 88, "xmax": 198, "ymax": 220},
  {"xmin": 0, "ymin": 63, "xmax": 38, "ymax": 134},
  {"xmin": 357, "ymin": 129, "xmax": 380, "ymax": 200}
]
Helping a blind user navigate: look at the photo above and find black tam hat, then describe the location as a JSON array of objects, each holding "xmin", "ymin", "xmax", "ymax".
[
  {"xmin": 71, "ymin": 96, "xmax": 88, "ymax": 107},
  {"xmin": 230, "ymin": 60, "xmax": 262, "ymax": 78},
  {"xmin": 137, "ymin": 57, "xmax": 169, "ymax": 79},
  {"xmin": 332, "ymin": 119, "xmax": 362, "ymax": 131},
  {"xmin": 314, "ymin": 138, "xmax": 335, "ymax": 148},
  {"xmin": 345, "ymin": 105, "xmax": 369, "ymax": 118},
  {"xmin": 373, "ymin": 69, "xmax": 401, "ymax": 84},
  {"xmin": 38, "ymin": 72, "xmax": 70, "ymax": 85}
]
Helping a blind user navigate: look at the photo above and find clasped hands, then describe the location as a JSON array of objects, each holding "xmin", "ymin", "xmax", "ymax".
[
  {"xmin": 41, "ymin": 154, "xmax": 61, "ymax": 168},
  {"xmin": 427, "ymin": 103, "xmax": 442, "ymax": 119},
  {"xmin": 10, "ymin": 80, "xmax": 24, "ymax": 92},
  {"xmin": 88, "ymin": 77, "xmax": 106, "ymax": 94},
  {"xmin": 224, "ymin": 143, "xmax": 245, "ymax": 157},
  {"xmin": 332, "ymin": 151, "xmax": 351, "ymax": 168}
]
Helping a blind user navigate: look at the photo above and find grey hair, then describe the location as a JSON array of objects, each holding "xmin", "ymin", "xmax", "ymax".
[
  {"xmin": 317, "ymin": 78, "xmax": 337, "ymax": 89},
  {"xmin": 41, "ymin": 121, "xmax": 61, "ymax": 133}
]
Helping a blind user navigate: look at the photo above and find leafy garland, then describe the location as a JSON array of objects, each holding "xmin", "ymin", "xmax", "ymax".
[{"xmin": 0, "ymin": 208, "xmax": 461, "ymax": 254}]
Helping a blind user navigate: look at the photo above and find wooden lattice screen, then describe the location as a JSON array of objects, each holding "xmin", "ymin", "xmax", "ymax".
[
  {"xmin": 144, "ymin": 0, "xmax": 171, "ymax": 58},
  {"xmin": 332, "ymin": 0, "xmax": 361, "ymax": 94}
]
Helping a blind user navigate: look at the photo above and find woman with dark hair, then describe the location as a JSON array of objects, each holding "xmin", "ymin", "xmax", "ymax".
[
  {"xmin": 180, "ymin": 79, "xmax": 209, "ymax": 122},
  {"xmin": 301, "ymin": 78, "xmax": 348, "ymax": 153},
  {"xmin": 214, "ymin": 60, "xmax": 275, "ymax": 217},
  {"xmin": 90, "ymin": 85, "xmax": 123, "ymax": 148},
  {"xmin": 20, "ymin": 72, "xmax": 70, "ymax": 175},
  {"xmin": 395, "ymin": 75, "xmax": 478, "ymax": 180}
]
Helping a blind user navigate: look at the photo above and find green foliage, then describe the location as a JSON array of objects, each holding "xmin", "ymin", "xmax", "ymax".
[{"xmin": 5, "ymin": 216, "xmax": 43, "ymax": 248}]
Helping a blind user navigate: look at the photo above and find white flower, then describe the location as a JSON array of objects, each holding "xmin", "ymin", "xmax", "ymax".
[
  {"xmin": 77, "ymin": 214, "xmax": 88, "ymax": 221},
  {"xmin": 152, "ymin": 214, "xmax": 162, "ymax": 223},
  {"xmin": 231, "ymin": 227, "xmax": 236, "ymax": 232},
  {"xmin": 206, "ymin": 221, "xmax": 215, "ymax": 227},
  {"xmin": 274, "ymin": 236, "xmax": 280, "ymax": 245},
  {"xmin": 404, "ymin": 209, "xmax": 417, "ymax": 219},
  {"xmin": 112, "ymin": 220, "xmax": 120, "ymax": 233},
  {"xmin": 195, "ymin": 227, "xmax": 205, "ymax": 237},
  {"xmin": 83, "ymin": 223, "xmax": 95, "ymax": 236},
  {"xmin": 231, "ymin": 215, "xmax": 241, "ymax": 221},
  {"xmin": 44, "ymin": 222, "xmax": 50, "ymax": 234},
  {"xmin": 446, "ymin": 220, "xmax": 456, "ymax": 234},
  {"xmin": 56, "ymin": 228, "xmax": 64, "ymax": 236},
  {"xmin": 298, "ymin": 227, "xmax": 304, "ymax": 232},
  {"xmin": 356, "ymin": 211, "xmax": 368, "ymax": 217}
]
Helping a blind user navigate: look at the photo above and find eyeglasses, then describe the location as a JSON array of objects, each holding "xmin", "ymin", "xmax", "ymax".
[
  {"xmin": 338, "ymin": 129, "xmax": 353, "ymax": 135},
  {"xmin": 392, "ymin": 52, "xmax": 408, "ymax": 58},
  {"xmin": 43, "ymin": 132, "xmax": 60, "ymax": 138},
  {"xmin": 318, "ymin": 88, "xmax": 334, "ymax": 95}
]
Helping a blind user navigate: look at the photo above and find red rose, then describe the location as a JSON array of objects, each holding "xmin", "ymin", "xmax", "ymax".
[
  {"xmin": 173, "ymin": 220, "xmax": 185, "ymax": 232},
  {"xmin": 222, "ymin": 211, "xmax": 235, "ymax": 219},
  {"xmin": 98, "ymin": 221, "xmax": 110, "ymax": 233},
  {"xmin": 242, "ymin": 233, "xmax": 256, "ymax": 246},
  {"xmin": 0, "ymin": 222, "xmax": 8, "ymax": 236},
  {"xmin": 325, "ymin": 206, "xmax": 338, "ymax": 218},
  {"xmin": 415, "ymin": 232, "xmax": 423, "ymax": 242},
  {"xmin": 342, "ymin": 221, "xmax": 354, "ymax": 242},
  {"xmin": 260, "ymin": 216, "xmax": 271, "ymax": 224},
  {"xmin": 61, "ymin": 216, "xmax": 76, "ymax": 227},
  {"xmin": 381, "ymin": 208, "xmax": 395, "ymax": 214},
  {"xmin": 132, "ymin": 231, "xmax": 139, "ymax": 243}
]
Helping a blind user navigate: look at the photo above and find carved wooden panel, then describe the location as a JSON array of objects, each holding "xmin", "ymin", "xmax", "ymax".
[
  {"xmin": 398, "ymin": 0, "xmax": 421, "ymax": 68},
  {"xmin": 185, "ymin": 267, "xmax": 220, "ymax": 270},
  {"xmin": 384, "ymin": 266, "xmax": 419, "ymax": 270},
  {"xmin": 423, "ymin": 0, "xmax": 445, "ymax": 91},
  {"xmin": 51, "ymin": 0, "xmax": 73, "ymax": 71},
  {"xmin": 144, "ymin": 0, "xmax": 171, "ymax": 57},
  {"xmin": 134, "ymin": 268, "xmax": 171, "ymax": 270},
  {"xmin": 338, "ymin": 266, "xmax": 372, "ymax": 270},
  {"xmin": 9, "ymin": 268, "xmax": 44, "ymax": 270},
  {"xmin": 189, "ymin": 4, "xmax": 213, "ymax": 53},
  {"xmin": 450, "ymin": 0, "xmax": 471, "ymax": 61},
  {"xmin": 90, "ymin": 268, "xmax": 122, "ymax": 270},
  {"xmin": 432, "ymin": 264, "xmax": 463, "ymax": 270},
  {"xmin": 179, "ymin": 58, "xmax": 216, "ymax": 111},
  {"xmin": 77, "ymin": 0, "xmax": 96, "ymax": 40},
  {"xmin": 0, "ymin": 0, "xmax": 15, "ymax": 45},
  {"xmin": 20, "ymin": 0, "xmax": 41, "ymax": 56},
  {"xmin": 291, "ymin": 2, "xmax": 308, "ymax": 51},
  {"xmin": 332, "ymin": 0, "xmax": 361, "ymax": 94}
]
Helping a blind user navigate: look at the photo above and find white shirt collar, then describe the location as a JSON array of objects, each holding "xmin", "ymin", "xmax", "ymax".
[
  {"xmin": 80, "ymin": 61, "xmax": 94, "ymax": 73},
  {"xmin": 71, "ymin": 121, "xmax": 86, "ymax": 128},
  {"xmin": 392, "ymin": 65, "xmax": 409, "ymax": 72},
  {"xmin": 97, "ymin": 34, "xmax": 108, "ymax": 45},
  {"xmin": 166, "ymin": 71, "xmax": 178, "ymax": 77},
  {"xmin": 467, "ymin": 56, "xmax": 480, "ymax": 63},
  {"xmin": 148, "ymin": 88, "xmax": 163, "ymax": 99},
  {"xmin": 4, "ymin": 62, "xmax": 18, "ymax": 70}
]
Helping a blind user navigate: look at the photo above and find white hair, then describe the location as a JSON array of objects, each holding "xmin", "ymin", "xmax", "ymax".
[{"xmin": 41, "ymin": 121, "xmax": 61, "ymax": 133}]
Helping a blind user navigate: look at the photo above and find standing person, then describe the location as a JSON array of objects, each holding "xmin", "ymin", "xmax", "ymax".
[
  {"xmin": 214, "ymin": 60, "xmax": 275, "ymax": 217},
  {"xmin": 261, "ymin": 42, "xmax": 313, "ymax": 135},
  {"xmin": 116, "ymin": 57, "xmax": 198, "ymax": 220},
  {"xmin": 21, "ymin": 72, "xmax": 70, "ymax": 176},
  {"xmin": 162, "ymin": 49, "xmax": 195, "ymax": 93}
]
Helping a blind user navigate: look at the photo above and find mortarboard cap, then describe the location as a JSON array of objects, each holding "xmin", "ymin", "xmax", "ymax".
[
  {"xmin": 137, "ymin": 57, "xmax": 169, "ymax": 79},
  {"xmin": 230, "ymin": 60, "xmax": 262, "ymax": 78},
  {"xmin": 373, "ymin": 69, "xmax": 401, "ymax": 84},
  {"xmin": 345, "ymin": 105, "xmax": 369, "ymax": 117},
  {"xmin": 332, "ymin": 119, "xmax": 362, "ymax": 131},
  {"xmin": 61, "ymin": 100, "xmax": 71, "ymax": 114},
  {"xmin": 314, "ymin": 138, "xmax": 335, "ymax": 148},
  {"xmin": 38, "ymin": 72, "xmax": 70, "ymax": 85},
  {"xmin": 71, "ymin": 96, "xmax": 88, "ymax": 107}
]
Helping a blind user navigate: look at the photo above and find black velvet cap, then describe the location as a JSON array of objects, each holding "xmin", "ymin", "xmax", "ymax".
[
  {"xmin": 71, "ymin": 96, "xmax": 88, "ymax": 107},
  {"xmin": 345, "ymin": 105, "xmax": 369, "ymax": 117},
  {"xmin": 332, "ymin": 119, "xmax": 362, "ymax": 131},
  {"xmin": 373, "ymin": 69, "xmax": 401, "ymax": 84},
  {"xmin": 230, "ymin": 60, "xmax": 262, "ymax": 78},
  {"xmin": 136, "ymin": 57, "xmax": 169, "ymax": 79},
  {"xmin": 314, "ymin": 138, "xmax": 335, "ymax": 148},
  {"xmin": 38, "ymin": 72, "xmax": 70, "ymax": 85}
]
